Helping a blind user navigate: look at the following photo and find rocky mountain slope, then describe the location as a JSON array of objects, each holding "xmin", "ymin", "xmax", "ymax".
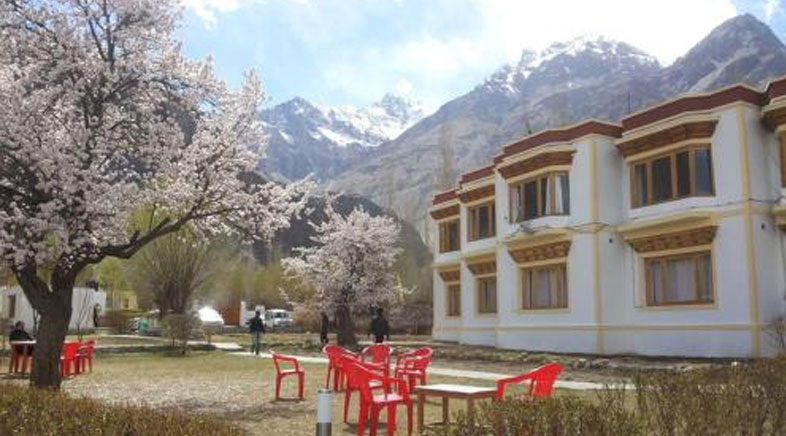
[
  {"xmin": 328, "ymin": 14, "xmax": 786, "ymax": 231},
  {"xmin": 258, "ymin": 94, "xmax": 426, "ymax": 181}
]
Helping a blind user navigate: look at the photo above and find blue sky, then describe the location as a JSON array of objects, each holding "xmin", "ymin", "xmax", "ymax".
[{"xmin": 179, "ymin": 0, "xmax": 786, "ymax": 110}]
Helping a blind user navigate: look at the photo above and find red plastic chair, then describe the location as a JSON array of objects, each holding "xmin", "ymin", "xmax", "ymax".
[
  {"xmin": 344, "ymin": 359, "xmax": 413, "ymax": 436},
  {"xmin": 272, "ymin": 352, "xmax": 304, "ymax": 400},
  {"xmin": 495, "ymin": 363, "xmax": 564, "ymax": 399},
  {"xmin": 77, "ymin": 340, "xmax": 96, "ymax": 374},
  {"xmin": 394, "ymin": 347, "xmax": 432, "ymax": 371},
  {"xmin": 342, "ymin": 355, "xmax": 388, "ymax": 424},
  {"xmin": 362, "ymin": 344, "xmax": 391, "ymax": 377},
  {"xmin": 394, "ymin": 354, "xmax": 431, "ymax": 393},
  {"xmin": 323, "ymin": 345, "xmax": 358, "ymax": 391},
  {"xmin": 60, "ymin": 341, "xmax": 80, "ymax": 378}
]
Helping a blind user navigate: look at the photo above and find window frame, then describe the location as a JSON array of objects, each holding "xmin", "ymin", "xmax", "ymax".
[
  {"xmin": 509, "ymin": 171, "xmax": 570, "ymax": 223},
  {"xmin": 446, "ymin": 283, "xmax": 461, "ymax": 317},
  {"xmin": 644, "ymin": 250, "xmax": 714, "ymax": 307},
  {"xmin": 438, "ymin": 219, "xmax": 461, "ymax": 253},
  {"xmin": 780, "ymin": 135, "xmax": 786, "ymax": 188},
  {"xmin": 520, "ymin": 263, "xmax": 569, "ymax": 310},
  {"xmin": 467, "ymin": 201, "xmax": 496, "ymax": 241},
  {"xmin": 476, "ymin": 276, "xmax": 497, "ymax": 314},
  {"xmin": 630, "ymin": 144, "xmax": 714, "ymax": 209},
  {"xmin": 8, "ymin": 294, "xmax": 16, "ymax": 318}
]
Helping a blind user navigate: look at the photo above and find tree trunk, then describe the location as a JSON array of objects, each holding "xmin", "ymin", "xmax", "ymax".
[
  {"xmin": 334, "ymin": 305, "xmax": 356, "ymax": 348},
  {"xmin": 17, "ymin": 266, "xmax": 76, "ymax": 390},
  {"xmin": 30, "ymin": 305, "xmax": 71, "ymax": 389}
]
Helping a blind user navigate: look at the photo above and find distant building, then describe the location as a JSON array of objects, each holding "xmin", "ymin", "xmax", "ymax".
[
  {"xmin": 430, "ymin": 76, "xmax": 786, "ymax": 358},
  {"xmin": 1, "ymin": 286, "xmax": 107, "ymax": 332},
  {"xmin": 106, "ymin": 290, "xmax": 138, "ymax": 311}
]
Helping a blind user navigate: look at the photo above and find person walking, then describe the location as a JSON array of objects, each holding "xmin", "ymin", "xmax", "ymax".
[
  {"xmin": 247, "ymin": 310, "xmax": 266, "ymax": 356},
  {"xmin": 320, "ymin": 312, "xmax": 330, "ymax": 346},
  {"xmin": 368, "ymin": 308, "xmax": 390, "ymax": 344}
]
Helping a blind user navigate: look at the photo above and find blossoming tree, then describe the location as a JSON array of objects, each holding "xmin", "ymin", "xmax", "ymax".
[
  {"xmin": 283, "ymin": 203, "xmax": 403, "ymax": 347},
  {"xmin": 0, "ymin": 0, "xmax": 309, "ymax": 388}
]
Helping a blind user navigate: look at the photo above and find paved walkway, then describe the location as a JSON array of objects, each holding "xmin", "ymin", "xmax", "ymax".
[{"xmin": 228, "ymin": 350, "xmax": 618, "ymax": 391}]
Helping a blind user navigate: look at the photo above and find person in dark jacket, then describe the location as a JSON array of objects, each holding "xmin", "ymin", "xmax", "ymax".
[
  {"xmin": 368, "ymin": 308, "xmax": 390, "ymax": 344},
  {"xmin": 320, "ymin": 312, "xmax": 330, "ymax": 346},
  {"xmin": 9, "ymin": 321, "xmax": 34, "ymax": 355},
  {"xmin": 247, "ymin": 311, "xmax": 266, "ymax": 356}
]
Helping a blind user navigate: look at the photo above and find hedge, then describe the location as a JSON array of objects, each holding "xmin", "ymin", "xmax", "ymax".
[{"xmin": 0, "ymin": 384, "xmax": 244, "ymax": 436}]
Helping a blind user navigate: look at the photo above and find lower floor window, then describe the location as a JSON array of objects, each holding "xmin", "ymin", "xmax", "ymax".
[
  {"xmin": 446, "ymin": 284, "xmax": 461, "ymax": 317},
  {"xmin": 645, "ymin": 251, "xmax": 713, "ymax": 306},
  {"xmin": 477, "ymin": 277, "xmax": 497, "ymax": 314},
  {"xmin": 521, "ymin": 264, "xmax": 568, "ymax": 309}
]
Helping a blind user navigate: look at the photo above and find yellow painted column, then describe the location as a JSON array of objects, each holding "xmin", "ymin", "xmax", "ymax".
[
  {"xmin": 736, "ymin": 106, "xmax": 762, "ymax": 357},
  {"xmin": 589, "ymin": 139, "xmax": 605, "ymax": 354}
]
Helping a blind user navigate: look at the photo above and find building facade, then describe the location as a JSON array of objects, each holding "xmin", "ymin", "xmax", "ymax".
[
  {"xmin": 430, "ymin": 77, "xmax": 786, "ymax": 358},
  {"xmin": 2, "ymin": 286, "xmax": 107, "ymax": 332}
]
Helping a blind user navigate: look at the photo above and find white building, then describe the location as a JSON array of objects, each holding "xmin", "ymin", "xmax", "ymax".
[
  {"xmin": 1, "ymin": 286, "xmax": 107, "ymax": 332},
  {"xmin": 430, "ymin": 77, "xmax": 786, "ymax": 358}
]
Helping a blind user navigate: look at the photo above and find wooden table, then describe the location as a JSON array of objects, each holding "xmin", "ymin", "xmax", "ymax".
[
  {"xmin": 414, "ymin": 384, "xmax": 497, "ymax": 432},
  {"xmin": 9, "ymin": 340, "xmax": 36, "ymax": 375}
]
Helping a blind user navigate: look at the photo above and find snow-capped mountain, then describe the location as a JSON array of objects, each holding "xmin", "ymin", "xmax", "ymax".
[
  {"xmin": 259, "ymin": 94, "xmax": 426, "ymax": 181},
  {"xmin": 329, "ymin": 14, "xmax": 786, "ymax": 232}
]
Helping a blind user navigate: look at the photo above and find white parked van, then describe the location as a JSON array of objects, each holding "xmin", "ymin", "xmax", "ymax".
[{"xmin": 265, "ymin": 309, "xmax": 293, "ymax": 329}]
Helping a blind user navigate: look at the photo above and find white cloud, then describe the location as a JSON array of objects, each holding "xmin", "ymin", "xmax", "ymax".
[
  {"xmin": 181, "ymin": 0, "xmax": 243, "ymax": 29},
  {"xmin": 395, "ymin": 79, "xmax": 414, "ymax": 95},
  {"xmin": 764, "ymin": 0, "xmax": 784, "ymax": 23}
]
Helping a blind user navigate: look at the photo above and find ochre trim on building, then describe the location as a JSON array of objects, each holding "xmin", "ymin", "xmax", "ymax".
[
  {"xmin": 617, "ymin": 120, "xmax": 717, "ymax": 158},
  {"xmin": 438, "ymin": 269, "xmax": 460, "ymax": 282},
  {"xmin": 498, "ymin": 150, "xmax": 575, "ymax": 180},
  {"xmin": 509, "ymin": 241, "xmax": 571, "ymax": 264},
  {"xmin": 458, "ymin": 184, "xmax": 495, "ymax": 203},
  {"xmin": 433, "ymin": 189, "xmax": 458, "ymax": 206},
  {"xmin": 466, "ymin": 259, "xmax": 497, "ymax": 275},
  {"xmin": 495, "ymin": 120, "xmax": 621, "ymax": 164},
  {"xmin": 773, "ymin": 205, "xmax": 786, "ymax": 231},
  {"xmin": 765, "ymin": 75, "xmax": 786, "ymax": 102},
  {"xmin": 622, "ymin": 85, "xmax": 763, "ymax": 131},
  {"xmin": 627, "ymin": 226, "xmax": 717, "ymax": 253},
  {"xmin": 762, "ymin": 104, "xmax": 786, "ymax": 131},
  {"xmin": 430, "ymin": 204, "xmax": 459, "ymax": 220},
  {"xmin": 460, "ymin": 165, "xmax": 495, "ymax": 185}
]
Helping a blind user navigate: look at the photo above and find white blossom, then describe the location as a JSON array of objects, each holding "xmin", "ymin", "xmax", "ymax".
[
  {"xmin": 283, "ymin": 201, "xmax": 402, "ymax": 316},
  {"xmin": 0, "ymin": 0, "xmax": 311, "ymax": 271}
]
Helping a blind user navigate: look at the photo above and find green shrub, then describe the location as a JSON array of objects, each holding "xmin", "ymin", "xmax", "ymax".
[
  {"xmin": 0, "ymin": 384, "xmax": 243, "ymax": 436},
  {"xmin": 103, "ymin": 309, "xmax": 143, "ymax": 334}
]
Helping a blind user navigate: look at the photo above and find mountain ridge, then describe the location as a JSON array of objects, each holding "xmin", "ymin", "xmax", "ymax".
[{"xmin": 327, "ymin": 14, "xmax": 786, "ymax": 234}]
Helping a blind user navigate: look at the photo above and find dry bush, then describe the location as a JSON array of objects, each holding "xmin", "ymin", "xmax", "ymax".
[
  {"xmin": 635, "ymin": 357, "xmax": 786, "ymax": 436},
  {"xmin": 103, "ymin": 309, "xmax": 143, "ymax": 334},
  {"xmin": 163, "ymin": 313, "xmax": 202, "ymax": 354},
  {"xmin": 428, "ymin": 389, "xmax": 643, "ymax": 436},
  {"xmin": 430, "ymin": 358, "xmax": 786, "ymax": 436},
  {"xmin": 0, "ymin": 384, "xmax": 243, "ymax": 436}
]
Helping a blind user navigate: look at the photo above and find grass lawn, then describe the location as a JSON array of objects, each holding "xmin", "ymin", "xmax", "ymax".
[
  {"xmin": 65, "ymin": 335, "xmax": 166, "ymax": 346},
  {"xmin": 34, "ymin": 351, "xmax": 576, "ymax": 436}
]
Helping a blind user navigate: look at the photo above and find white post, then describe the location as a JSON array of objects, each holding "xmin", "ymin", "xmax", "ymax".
[{"xmin": 316, "ymin": 388, "xmax": 332, "ymax": 436}]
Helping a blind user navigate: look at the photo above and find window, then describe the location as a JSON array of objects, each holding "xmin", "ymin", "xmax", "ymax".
[
  {"xmin": 477, "ymin": 277, "xmax": 497, "ymax": 314},
  {"xmin": 8, "ymin": 295, "xmax": 16, "ymax": 318},
  {"xmin": 521, "ymin": 264, "xmax": 568, "ymax": 309},
  {"xmin": 780, "ymin": 135, "xmax": 786, "ymax": 188},
  {"xmin": 439, "ymin": 220, "xmax": 460, "ymax": 253},
  {"xmin": 631, "ymin": 146, "xmax": 714, "ymax": 208},
  {"xmin": 468, "ymin": 201, "xmax": 496, "ymax": 241},
  {"xmin": 510, "ymin": 172, "xmax": 570, "ymax": 222},
  {"xmin": 645, "ymin": 251, "xmax": 713, "ymax": 306},
  {"xmin": 446, "ymin": 284, "xmax": 461, "ymax": 317}
]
